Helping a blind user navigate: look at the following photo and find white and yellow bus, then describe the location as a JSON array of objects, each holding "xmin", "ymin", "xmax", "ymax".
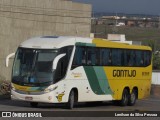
[{"xmin": 9, "ymin": 36, "xmax": 152, "ymax": 109}]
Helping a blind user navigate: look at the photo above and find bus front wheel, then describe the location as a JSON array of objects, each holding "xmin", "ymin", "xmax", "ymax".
[
  {"xmin": 67, "ymin": 90, "xmax": 75, "ymax": 109},
  {"xmin": 120, "ymin": 89, "xmax": 129, "ymax": 106}
]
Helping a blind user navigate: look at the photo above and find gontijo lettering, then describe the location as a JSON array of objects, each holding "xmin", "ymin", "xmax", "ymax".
[{"xmin": 113, "ymin": 70, "xmax": 136, "ymax": 77}]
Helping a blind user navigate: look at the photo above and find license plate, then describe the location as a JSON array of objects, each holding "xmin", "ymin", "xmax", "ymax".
[{"xmin": 25, "ymin": 96, "xmax": 33, "ymax": 100}]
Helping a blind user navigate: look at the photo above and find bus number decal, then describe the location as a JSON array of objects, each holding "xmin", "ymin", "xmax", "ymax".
[{"xmin": 142, "ymin": 72, "xmax": 150, "ymax": 76}]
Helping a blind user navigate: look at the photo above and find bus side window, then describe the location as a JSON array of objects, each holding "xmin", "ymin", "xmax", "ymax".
[
  {"xmin": 87, "ymin": 47, "xmax": 99, "ymax": 66},
  {"xmin": 112, "ymin": 49, "xmax": 122, "ymax": 66},
  {"xmin": 141, "ymin": 51, "xmax": 144, "ymax": 66},
  {"xmin": 124, "ymin": 50, "xmax": 128, "ymax": 66},
  {"xmin": 148, "ymin": 51, "xmax": 152, "ymax": 65},
  {"xmin": 87, "ymin": 48, "xmax": 92, "ymax": 65},
  {"xmin": 100, "ymin": 49, "xmax": 105, "ymax": 65},
  {"xmin": 100, "ymin": 48, "xmax": 110, "ymax": 66},
  {"xmin": 136, "ymin": 50, "xmax": 144, "ymax": 66},
  {"xmin": 129, "ymin": 50, "xmax": 136, "ymax": 66},
  {"xmin": 126, "ymin": 50, "xmax": 131, "ymax": 66},
  {"xmin": 72, "ymin": 46, "xmax": 86, "ymax": 69},
  {"xmin": 144, "ymin": 51, "xmax": 151, "ymax": 66},
  {"xmin": 81, "ymin": 48, "xmax": 86, "ymax": 65},
  {"xmin": 133, "ymin": 51, "xmax": 137, "ymax": 65},
  {"xmin": 121, "ymin": 49, "xmax": 125, "ymax": 66},
  {"xmin": 95, "ymin": 48, "xmax": 100, "ymax": 65}
]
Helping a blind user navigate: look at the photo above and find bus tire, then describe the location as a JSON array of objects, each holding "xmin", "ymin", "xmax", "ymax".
[
  {"xmin": 30, "ymin": 102, "xmax": 38, "ymax": 108},
  {"xmin": 128, "ymin": 89, "xmax": 137, "ymax": 106},
  {"xmin": 67, "ymin": 90, "xmax": 75, "ymax": 109},
  {"xmin": 120, "ymin": 89, "xmax": 129, "ymax": 106}
]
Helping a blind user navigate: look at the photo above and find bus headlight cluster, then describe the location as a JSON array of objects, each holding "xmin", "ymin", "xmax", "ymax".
[{"xmin": 44, "ymin": 86, "xmax": 58, "ymax": 93}]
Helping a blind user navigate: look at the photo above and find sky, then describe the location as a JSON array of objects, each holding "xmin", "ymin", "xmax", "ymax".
[{"xmin": 73, "ymin": 0, "xmax": 160, "ymax": 15}]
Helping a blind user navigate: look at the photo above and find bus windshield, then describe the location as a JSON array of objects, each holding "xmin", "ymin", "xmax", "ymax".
[{"xmin": 12, "ymin": 48, "xmax": 58, "ymax": 86}]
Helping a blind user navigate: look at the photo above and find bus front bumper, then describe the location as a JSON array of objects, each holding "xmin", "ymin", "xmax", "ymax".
[{"xmin": 11, "ymin": 90, "xmax": 64, "ymax": 103}]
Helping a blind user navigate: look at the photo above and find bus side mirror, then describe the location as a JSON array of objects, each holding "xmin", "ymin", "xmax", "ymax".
[
  {"xmin": 6, "ymin": 53, "xmax": 15, "ymax": 67},
  {"xmin": 52, "ymin": 53, "xmax": 66, "ymax": 70}
]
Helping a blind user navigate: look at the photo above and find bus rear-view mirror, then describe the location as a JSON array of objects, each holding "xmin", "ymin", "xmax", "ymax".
[
  {"xmin": 52, "ymin": 53, "xmax": 66, "ymax": 70},
  {"xmin": 6, "ymin": 53, "xmax": 15, "ymax": 67}
]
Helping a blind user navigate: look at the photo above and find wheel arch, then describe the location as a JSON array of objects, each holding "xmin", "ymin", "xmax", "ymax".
[{"xmin": 69, "ymin": 88, "xmax": 78, "ymax": 102}]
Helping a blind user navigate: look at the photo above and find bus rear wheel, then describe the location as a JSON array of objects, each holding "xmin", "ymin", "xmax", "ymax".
[
  {"xmin": 128, "ymin": 89, "xmax": 137, "ymax": 106},
  {"xmin": 120, "ymin": 89, "xmax": 129, "ymax": 106},
  {"xmin": 66, "ymin": 90, "xmax": 75, "ymax": 109},
  {"xmin": 30, "ymin": 102, "xmax": 38, "ymax": 108}
]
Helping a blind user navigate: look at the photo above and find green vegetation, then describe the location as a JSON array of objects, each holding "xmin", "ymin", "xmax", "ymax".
[
  {"xmin": 153, "ymin": 53, "xmax": 160, "ymax": 70},
  {"xmin": 141, "ymin": 40, "xmax": 160, "ymax": 70}
]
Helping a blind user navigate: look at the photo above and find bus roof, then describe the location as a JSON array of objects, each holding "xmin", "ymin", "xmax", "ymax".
[
  {"xmin": 20, "ymin": 36, "xmax": 92, "ymax": 49},
  {"xmin": 93, "ymin": 38, "xmax": 152, "ymax": 51},
  {"xmin": 19, "ymin": 36, "xmax": 151, "ymax": 51}
]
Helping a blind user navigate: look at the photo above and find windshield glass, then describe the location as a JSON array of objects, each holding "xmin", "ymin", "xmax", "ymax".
[{"xmin": 12, "ymin": 48, "xmax": 58, "ymax": 86}]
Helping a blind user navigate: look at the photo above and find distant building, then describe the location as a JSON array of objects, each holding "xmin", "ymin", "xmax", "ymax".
[{"xmin": 107, "ymin": 34, "xmax": 141, "ymax": 45}]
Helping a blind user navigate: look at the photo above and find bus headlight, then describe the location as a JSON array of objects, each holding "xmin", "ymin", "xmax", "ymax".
[{"xmin": 44, "ymin": 86, "xmax": 58, "ymax": 93}]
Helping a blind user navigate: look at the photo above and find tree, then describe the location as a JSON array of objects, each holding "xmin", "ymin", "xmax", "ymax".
[
  {"xmin": 153, "ymin": 52, "xmax": 160, "ymax": 70},
  {"xmin": 143, "ymin": 39, "xmax": 156, "ymax": 52},
  {"xmin": 143, "ymin": 40, "xmax": 160, "ymax": 70}
]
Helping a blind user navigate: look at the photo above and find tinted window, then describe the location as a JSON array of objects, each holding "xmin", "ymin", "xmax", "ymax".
[
  {"xmin": 112, "ymin": 49, "xmax": 122, "ymax": 66},
  {"xmin": 136, "ymin": 51, "xmax": 144, "ymax": 66},
  {"xmin": 87, "ymin": 47, "xmax": 99, "ymax": 65},
  {"xmin": 72, "ymin": 47, "xmax": 86, "ymax": 67},
  {"xmin": 144, "ymin": 51, "xmax": 152, "ymax": 66},
  {"xmin": 72, "ymin": 46, "xmax": 152, "ymax": 69},
  {"xmin": 124, "ymin": 50, "xmax": 137, "ymax": 66},
  {"xmin": 100, "ymin": 48, "xmax": 111, "ymax": 65}
]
